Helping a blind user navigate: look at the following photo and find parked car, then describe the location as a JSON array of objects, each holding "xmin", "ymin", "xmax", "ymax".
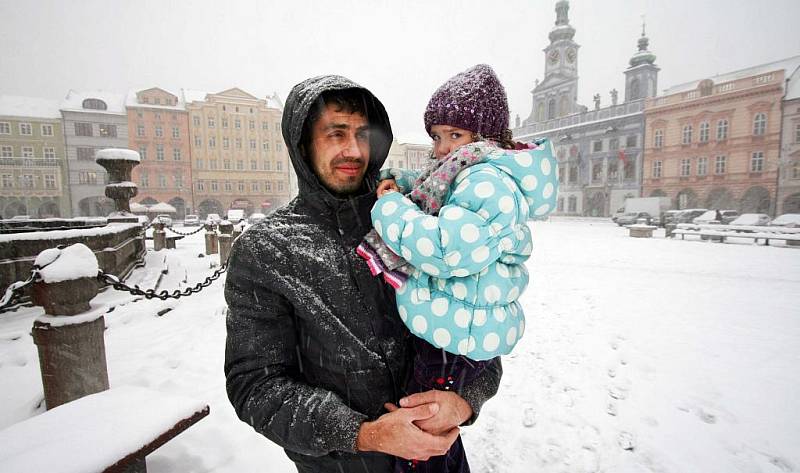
[
  {"xmin": 730, "ymin": 213, "xmax": 771, "ymax": 226},
  {"xmin": 693, "ymin": 209, "xmax": 740, "ymax": 225},
  {"xmin": 248, "ymin": 212, "xmax": 267, "ymax": 224},
  {"xmin": 616, "ymin": 212, "xmax": 653, "ymax": 226},
  {"xmin": 611, "ymin": 207, "xmax": 626, "ymax": 224},
  {"xmin": 205, "ymin": 213, "xmax": 221, "ymax": 225},
  {"xmin": 674, "ymin": 209, "xmax": 708, "ymax": 224},
  {"xmin": 183, "ymin": 214, "xmax": 200, "ymax": 226},
  {"xmin": 661, "ymin": 210, "xmax": 683, "ymax": 227},
  {"xmin": 769, "ymin": 213, "xmax": 800, "ymax": 228},
  {"xmin": 154, "ymin": 214, "xmax": 173, "ymax": 226}
]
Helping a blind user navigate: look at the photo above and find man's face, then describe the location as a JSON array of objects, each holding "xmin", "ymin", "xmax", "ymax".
[{"xmin": 308, "ymin": 104, "xmax": 370, "ymax": 195}]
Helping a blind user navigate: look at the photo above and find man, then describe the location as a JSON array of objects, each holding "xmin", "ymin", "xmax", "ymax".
[{"xmin": 224, "ymin": 75, "xmax": 501, "ymax": 472}]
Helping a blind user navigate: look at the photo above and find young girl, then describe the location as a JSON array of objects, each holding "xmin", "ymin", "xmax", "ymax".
[{"xmin": 358, "ymin": 64, "xmax": 558, "ymax": 471}]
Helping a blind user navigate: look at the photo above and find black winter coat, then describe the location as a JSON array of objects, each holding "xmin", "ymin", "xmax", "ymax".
[{"xmin": 224, "ymin": 75, "xmax": 502, "ymax": 472}]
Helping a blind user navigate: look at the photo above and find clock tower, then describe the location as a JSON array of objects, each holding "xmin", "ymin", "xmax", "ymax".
[{"xmin": 526, "ymin": 1, "xmax": 581, "ymax": 124}]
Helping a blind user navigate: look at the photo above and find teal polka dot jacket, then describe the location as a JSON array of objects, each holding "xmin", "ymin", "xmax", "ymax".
[{"xmin": 371, "ymin": 142, "xmax": 559, "ymax": 360}]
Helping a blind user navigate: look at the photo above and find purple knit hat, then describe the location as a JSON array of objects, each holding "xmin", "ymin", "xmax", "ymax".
[{"xmin": 424, "ymin": 64, "xmax": 509, "ymax": 139}]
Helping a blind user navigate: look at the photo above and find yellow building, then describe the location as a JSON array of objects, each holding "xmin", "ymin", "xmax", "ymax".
[{"xmin": 184, "ymin": 88, "xmax": 293, "ymax": 217}]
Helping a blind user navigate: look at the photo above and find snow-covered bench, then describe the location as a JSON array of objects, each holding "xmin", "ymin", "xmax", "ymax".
[
  {"xmin": 672, "ymin": 228, "xmax": 800, "ymax": 246},
  {"xmin": 0, "ymin": 386, "xmax": 209, "ymax": 473}
]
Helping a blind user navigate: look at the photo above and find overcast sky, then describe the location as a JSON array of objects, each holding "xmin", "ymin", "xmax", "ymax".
[{"xmin": 1, "ymin": 0, "xmax": 798, "ymax": 142}]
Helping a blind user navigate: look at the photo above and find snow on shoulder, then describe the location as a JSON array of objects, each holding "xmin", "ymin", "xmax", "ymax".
[
  {"xmin": 34, "ymin": 244, "xmax": 99, "ymax": 283},
  {"xmin": 95, "ymin": 148, "xmax": 141, "ymax": 162}
]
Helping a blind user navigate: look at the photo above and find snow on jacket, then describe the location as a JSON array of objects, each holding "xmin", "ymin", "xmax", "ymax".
[
  {"xmin": 223, "ymin": 75, "xmax": 503, "ymax": 472},
  {"xmin": 371, "ymin": 141, "xmax": 558, "ymax": 361}
]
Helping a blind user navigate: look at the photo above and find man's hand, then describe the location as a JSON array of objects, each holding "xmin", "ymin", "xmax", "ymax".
[
  {"xmin": 356, "ymin": 403, "xmax": 459, "ymax": 460},
  {"xmin": 393, "ymin": 390, "xmax": 473, "ymax": 435},
  {"xmin": 377, "ymin": 179, "xmax": 399, "ymax": 197}
]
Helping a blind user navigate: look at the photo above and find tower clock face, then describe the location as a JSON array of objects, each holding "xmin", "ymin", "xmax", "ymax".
[
  {"xmin": 548, "ymin": 50, "xmax": 560, "ymax": 65},
  {"xmin": 566, "ymin": 48, "xmax": 576, "ymax": 64}
]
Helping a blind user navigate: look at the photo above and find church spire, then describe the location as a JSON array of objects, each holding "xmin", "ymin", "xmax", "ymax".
[
  {"xmin": 629, "ymin": 16, "xmax": 656, "ymax": 67},
  {"xmin": 549, "ymin": 0, "xmax": 576, "ymax": 42}
]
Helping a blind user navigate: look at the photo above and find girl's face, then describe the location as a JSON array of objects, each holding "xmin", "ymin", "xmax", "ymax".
[{"xmin": 430, "ymin": 125, "xmax": 474, "ymax": 159}]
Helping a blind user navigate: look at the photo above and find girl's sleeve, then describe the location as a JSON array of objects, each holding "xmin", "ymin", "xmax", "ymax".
[
  {"xmin": 378, "ymin": 167, "xmax": 422, "ymax": 194},
  {"xmin": 371, "ymin": 169, "xmax": 519, "ymax": 278}
]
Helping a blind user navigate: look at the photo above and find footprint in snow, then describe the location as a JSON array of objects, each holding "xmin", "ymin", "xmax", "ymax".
[
  {"xmin": 608, "ymin": 385, "xmax": 628, "ymax": 401},
  {"xmin": 522, "ymin": 404, "xmax": 537, "ymax": 427},
  {"xmin": 618, "ymin": 431, "xmax": 636, "ymax": 451}
]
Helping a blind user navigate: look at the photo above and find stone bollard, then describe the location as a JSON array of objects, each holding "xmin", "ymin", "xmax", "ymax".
[
  {"xmin": 30, "ymin": 244, "xmax": 110, "ymax": 410},
  {"xmin": 153, "ymin": 221, "xmax": 166, "ymax": 251},
  {"xmin": 204, "ymin": 223, "xmax": 218, "ymax": 255},
  {"xmin": 218, "ymin": 221, "xmax": 234, "ymax": 265}
]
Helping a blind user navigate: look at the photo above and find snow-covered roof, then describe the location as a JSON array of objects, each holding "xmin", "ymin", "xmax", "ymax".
[
  {"xmin": 150, "ymin": 202, "xmax": 177, "ymax": 213},
  {"xmin": 61, "ymin": 90, "xmax": 127, "ymax": 115},
  {"xmin": 786, "ymin": 65, "xmax": 800, "ymax": 101},
  {"xmin": 0, "ymin": 95, "xmax": 61, "ymax": 119},
  {"xmin": 125, "ymin": 87, "xmax": 185, "ymax": 111},
  {"xmin": 663, "ymin": 55, "xmax": 800, "ymax": 95},
  {"xmin": 181, "ymin": 89, "xmax": 210, "ymax": 104}
]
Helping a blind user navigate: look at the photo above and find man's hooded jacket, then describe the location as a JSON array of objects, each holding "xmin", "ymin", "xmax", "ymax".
[{"xmin": 224, "ymin": 75, "xmax": 501, "ymax": 472}]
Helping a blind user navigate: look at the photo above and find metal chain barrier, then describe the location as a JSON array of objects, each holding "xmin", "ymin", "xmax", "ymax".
[
  {"xmin": 96, "ymin": 264, "xmax": 227, "ymax": 301},
  {"xmin": 162, "ymin": 224, "xmax": 207, "ymax": 236},
  {"xmin": 0, "ymin": 269, "xmax": 40, "ymax": 312}
]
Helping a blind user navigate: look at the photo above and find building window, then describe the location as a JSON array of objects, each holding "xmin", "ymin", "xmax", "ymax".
[
  {"xmin": 98, "ymin": 124, "xmax": 116, "ymax": 137},
  {"xmin": 263, "ymin": 141, "xmax": 270, "ymax": 151},
  {"xmin": 608, "ymin": 161, "xmax": 618, "ymax": 179},
  {"xmin": 278, "ymin": 181, "xmax": 284, "ymax": 192},
  {"xmin": 41, "ymin": 124, "xmax": 54, "ymax": 136},
  {"xmin": 236, "ymin": 160, "xmax": 244, "ymax": 170},
  {"xmin": 138, "ymin": 146, "xmax": 147, "ymax": 160},
  {"xmin": 140, "ymin": 172, "xmax": 149, "ymax": 187},
  {"xmin": 208, "ymin": 116, "xmax": 215, "ymax": 128},
  {"xmin": 75, "ymin": 122, "xmax": 93, "ymax": 136},
  {"xmin": 172, "ymin": 127, "xmax": 180, "ymax": 138},
  {"xmin": 235, "ymin": 118, "xmax": 241, "ymax": 129},
  {"xmin": 21, "ymin": 174, "xmax": 34, "ymax": 189},
  {"xmin": 753, "ymin": 113, "xmax": 767, "ymax": 136},
  {"xmin": 652, "ymin": 160, "xmax": 662, "ymax": 178},
  {"xmin": 82, "ymin": 99, "xmax": 107, "ymax": 110},
  {"xmin": 209, "ymin": 136, "xmax": 216, "ymax": 148},
  {"xmin": 251, "ymin": 181, "xmax": 259, "ymax": 192},
  {"xmin": 558, "ymin": 164, "xmax": 565, "ymax": 184},
  {"xmin": 276, "ymin": 160, "xmax": 283, "ymax": 171},
  {"xmin": 568, "ymin": 165, "xmax": 578, "ymax": 184},
  {"xmin": 699, "ymin": 122, "xmax": 709, "ymax": 142},
  {"xmin": 222, "ymin": 118, "xmax": 229, "ymax": 129},
  {"xmin": 44, "ymin": 174, "xmax": 56, "ymax": 189},
  {"xmin": 154, "ymin": 125, "xmax": 163, "ymax": 137},
  {"xmin": 196, "ymin": 159, "xmax": 204, "ymax": 169},
  {"xmin": 236, "ymin": 138, "xmax": 242, "ymax": 149},
  {"xmin": 568, "ymin": 195, "xmax": 577, "ymax": 212},
  {"xmin": 265, "ymin": 181, "xmax": 272, "ymax": 192},
  {"xmin": 592, "ymin": 140, "xmax": 602, "ymax": 153},
  {"xmin": 251, "ymin": 160, "xmax": 258, "ymax": 170},
  {"xmin": 223, "ymin": 137, "xmax": 230, "ymax": 149},
  {"xmin": 795, "ymin": 124, "xmax": 800, "ymax": 143},
  {"xmin": 277, "ymin": 143, "xmax": 283, "ymax": 152},
  {"xmin": 197, "ymin": 181, "xmax": 205, "ymax": 192},
  {"xmin": 609, "ymin": 138, "xmax": 619, "ymax": 151},
  {"xmin": 682, "ymin": 125, "xmax": 692, "ymax": 144},
  {"xmin": 193, "ymin": 116, "xmax": 200, "ymax": 127},
  {"xmin": 175, "ymin": 174, "xmax": 183, "ymax": 188},
  {"xmin": 2, "ymin": 174, "xmax": 12, "ymax": 187},
  {"xmin": 750, "ymin": 151, "xmax": 764, "ymax": 172},
  {"xmin": 211, "ymin": 181, "xmax": 218, "ymax": 192},
  {"xmin": 715, "ymin": 155, "xmax": 726, "ymax": 174},
  {"xmin": 624, "ymin": 160, "xmax": 635, "ymax": 180},
  {"xmin": 77, "ymin": 147, "xmax": 95, "ymax": 161},
  {"xmin": 194, "ymin": 135, "xmax": 202, "ymax": 147},
  {"xmin": 592, "ymin": 162, "xmax": 603, "ymax": 182},
  {"xmin": 238, "ymin": 181, "xmax": 245, "ymax": 192},
  {"xmin": 654, "ymin": 129, "xmax": 663, "ymax": 148},
  {"xmin": 557, "ymin": 197, "xmax": 564, "ymax": 212},
  {"xmin": 262, "ymin": 121, "xmax": 268, "ymax": 130},
  {"xmin": 224, "ymin": 181, "xmax": 232, "ymax": 192},
  {"xmin": 680, "ymin": 158, "xmax": 691, "ymax": 177},
  {"xmin": 137, "ymin": 124, "xmax": 145, "ymax": 137},
  {"xmin": 717, "ymin": 119, "xmax": 728, "ymax": 140},
  {"xmin": 79, "ymin": 171, "xmax": 98, "ymax": 185},
  {"xmin": 275, "ymin": 123, "xmax": 280, "ymax": 132},
  {"xmin": 249, "ymin": 120, "xmax": 255, "ymax": 130},
  {"xmin": 158, "ymin": 175, "xmax": 167, "ymax": 188},
  {"xmin": 697, "ymin": 157, "xmax": 708, "ymax": 176},
  {"xmin": 210, "ymin": 159, "xmax": 217, "ymax": 170},
  {"xmin": 0, "ymin": 122, "xmax": 10, "ymax": 134},
  {"xmin": 44, "ymin": 147, "xmax": 55, "ymax": 159},
  {"xmin": 793, "ymin": 161, "xmax": 800, "ymax": 179},
  {"xmin": 224, "ymin": 159, "xmax": 231, "ymax": 170},
  {"xmin": 1, "ymin": 146, "xmax": 11, "ymax": 157},
  {"xmin": 250, "ymin": 139, "xmax": 256, "ymax": 150},
  {"xmin": 626, "ymin": 135, "xmax": 637, "ymax": 148},
  {"xmin": 173, "ymin": 148, "xmax": 181, "ymax": 161},
  {"xmin": 19, "ymin": 123, "xmax": 32, "ymax": 135},
  {"xmin": 156, "ymin": 144, "xmax": 164, "ymax": 161},
  {"xmin": 22, "ymin": 146, "xmax": 34, "ymax": 158}
]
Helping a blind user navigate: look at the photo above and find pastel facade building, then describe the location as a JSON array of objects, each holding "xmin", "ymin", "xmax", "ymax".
[
  {"xmin": 127, "ymin": 88, "xmax": 193, "ymax": 219},
  {"xmin": 777, "ymin": 67, "xmax": 800, "ymax": 214},
  {"xmin": 642, "ymin": 56, "xmax": 800, "ymax": 214},
  {"xmin": 0, "ymin": 96, "xmax": 70, "ymax": 218}
]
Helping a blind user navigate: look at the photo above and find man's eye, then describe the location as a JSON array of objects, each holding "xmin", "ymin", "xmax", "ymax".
[{"xmin": 356, "ymin": 131, "xmax": 370, "ymax": 140}]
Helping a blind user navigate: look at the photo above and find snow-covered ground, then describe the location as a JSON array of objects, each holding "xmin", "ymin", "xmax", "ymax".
[{"xmin": 1, "ymin": 218, "xmax": 798, "ymax": 472}]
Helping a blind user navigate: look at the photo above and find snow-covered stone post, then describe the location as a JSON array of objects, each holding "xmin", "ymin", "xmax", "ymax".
[
  {"xmin": 95, "ymin": 148, "xmax": 140, "ymax": 223},
  {"xmin": 30, "ymin": 244, "xmax": 110, "ymax": 410},
  {"xmin": 231, "ymin": 221, "xmax": 245, "ymax": 240},
  {"xmin": 218, "ymin": 220, "xmax": 234, "ymax": 264},
  {"xmin": 153, "ymin": 220, "xmax": 167, "ymax": 251},
  {"xmin": 204, "ymin": 222, "xmax": 218, "ymax": 255}
]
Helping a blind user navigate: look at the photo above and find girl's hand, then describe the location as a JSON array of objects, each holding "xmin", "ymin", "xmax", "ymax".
[{"xmin": 377, "ymin": 179, "xmax": 399, "ymax": 197}]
